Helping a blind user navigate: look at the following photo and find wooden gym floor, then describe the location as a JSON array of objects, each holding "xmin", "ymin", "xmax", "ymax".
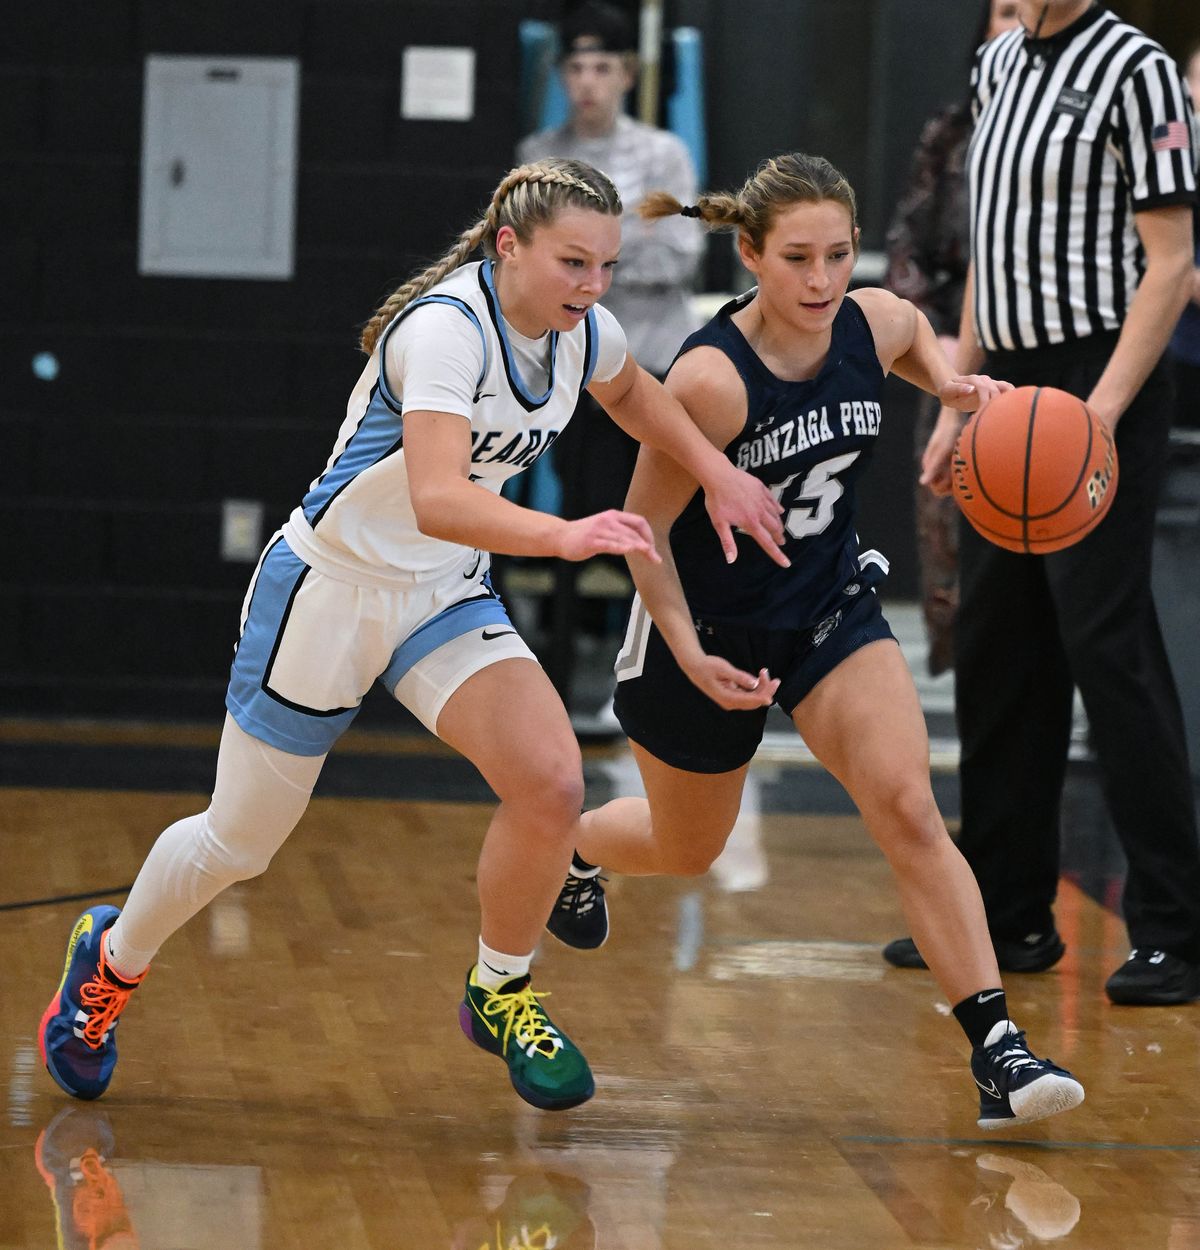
[{"xmin": 1, "ymin": 716, "xmax": 1198, "ymax": 1249}]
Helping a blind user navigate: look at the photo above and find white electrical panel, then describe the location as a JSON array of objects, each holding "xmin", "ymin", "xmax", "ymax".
[{"xmin": 139, "ymin": 55, "xmax": 300, "ymax": 280}]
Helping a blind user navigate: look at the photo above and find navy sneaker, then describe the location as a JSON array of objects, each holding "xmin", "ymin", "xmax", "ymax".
[
  {"xmin": 546, "ymin": 853, "xmax": 609, "ymax": 950},
  {"xmin": 39, "ymin": 907, "xmax": 146, "ymax": 1100},
  {"xmin": 971, "ymin": 1029, "xmax": 1084, "ymax": 1130},
  {"xmin": 1105, "ymin": 948, "xmax": 1200, "ymax": 1005}
]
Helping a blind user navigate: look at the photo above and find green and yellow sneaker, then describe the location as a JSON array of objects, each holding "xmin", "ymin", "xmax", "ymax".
[{"xmin": 458, "ymin": 966, "xmax": 595, "ymax": 1111}]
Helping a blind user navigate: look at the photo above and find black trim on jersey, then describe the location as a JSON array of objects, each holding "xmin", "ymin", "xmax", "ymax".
[
  {"xmin": 307, "ymin": 395, "xmax": 371, "ymax": 505},
  {"xmin": 305, "ymin": 382, "xmax": 403, "ymax": 530},
  {"xmin": 476, "ymin": 264, "xmax": 557, "ymax": 414},
  {"xmin": 578, "ymin": 308, "xmax": 597, "ymax": 396},
  {"xmin": 261, "ymin": 560, "xmax": 358, "ymax": 718},
  {"xmin": 309, "ymin": 429, "xmax": 405, "ymax": 530},
  {"xmin": 1128, "ymin": 190, "xmax": 1198, "ymax": 212},
  {"xmin": 376, "ymin": 292, "xmax": 489, "ymax": 410}
]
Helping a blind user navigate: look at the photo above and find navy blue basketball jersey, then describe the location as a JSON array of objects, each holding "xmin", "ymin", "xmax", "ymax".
[{"xmin": 670, "ymin": 292, "xmax": 886, "ymax": 630}]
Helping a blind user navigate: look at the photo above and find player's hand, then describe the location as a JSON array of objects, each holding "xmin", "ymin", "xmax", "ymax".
[
  {"xmin": 938, "ymin": 373, "xmax": 1012, "ymax": 413},
  {"xmin": 703, "ymin": 463, "xmax": 789, "ymax": 568},
  {"xmin": 680, "ymin": 658, "xmax": 780, "ymax": 712},
  {"xmin": 919, "ymin": 406, "xmax": 962, "ymax": 498},
  {"xmin": 556, "ymin": 510, "xmax": 661, "ymax": 564}
]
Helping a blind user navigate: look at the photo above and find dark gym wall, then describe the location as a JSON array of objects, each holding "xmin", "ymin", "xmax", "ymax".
[
  {"xmin": 2, "ymin": 1, "xmax": 1195, "ymax": 718},
  {"xmin": 1, "ymin": 1, "xmax": 552, "ymax": 719},
  {"xmin": 673, "ymin": 0, "xmax": 979, "ymax": 249}
]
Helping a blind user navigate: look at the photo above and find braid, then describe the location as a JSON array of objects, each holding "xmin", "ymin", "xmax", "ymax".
[
  {"xmin": 359, "ymin": 158, "xmax": 621, "ymax": 355},
  {"xmin": 521, "ymin": 164, "xmax": 612, "ymax": 209},
  {"xmin": 639, "ymin": 189, "xmax": 742, "ymax": 229},
  {"xmin": 359, "ymin": 218, "xmax": 490, "ymax": 354},
  {"xmin": 641, "ymin": 153, "xmax": 858, "ymax": 253}
]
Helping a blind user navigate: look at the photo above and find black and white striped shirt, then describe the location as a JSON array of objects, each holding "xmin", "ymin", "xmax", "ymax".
[{"xmin": 968, "ymin": 5, "xmax": 1196, "ymax": 352}]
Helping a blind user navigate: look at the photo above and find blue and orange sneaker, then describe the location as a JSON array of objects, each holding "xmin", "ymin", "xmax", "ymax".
[
  {"xmin": 34, "ymin": 1105, "xmax": 139, "ymax": 1249},
  {"xmin": 459, "ymin": 966, "xmax": 594, "ymax": 1111},
  {"xmin": 39, "ymin": 907, "xmax": 146, "ymax": 1101}
]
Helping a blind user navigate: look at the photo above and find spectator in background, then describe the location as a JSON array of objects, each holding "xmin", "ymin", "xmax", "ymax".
[
  {"xmin": 518, "ymin": 0, "xmax": 703, "ymax": 525},
  {"xmin": 1167, "ymin": 41, "xmax": 1200, "ymax": 429},
  {"xmin": 883, "ymin": 0, "xmax": 1020, "ymax": 675}
]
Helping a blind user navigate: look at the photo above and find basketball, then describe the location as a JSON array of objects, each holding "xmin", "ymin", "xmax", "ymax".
[{"xmin": 951, "ymin": 386, "xmax": 1118, "ymax": 554}]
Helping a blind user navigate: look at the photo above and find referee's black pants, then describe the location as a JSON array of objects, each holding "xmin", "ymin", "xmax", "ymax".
[{"xmin": 955, "ymin": 333, "xmax": 1200, "ymax": 964}]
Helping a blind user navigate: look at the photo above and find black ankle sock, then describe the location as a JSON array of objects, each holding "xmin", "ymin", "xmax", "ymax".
[
  {"xmin": 952, "ymin": 988, "xmax": 1009, "ymax": 1048},
  {"xmin": 572, "ymin": 850, "xmax": 598, "ymax": 873}
]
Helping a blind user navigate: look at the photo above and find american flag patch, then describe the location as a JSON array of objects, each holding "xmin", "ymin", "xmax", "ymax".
[{"xmin": 1151, "ymin": 121, "xmax": 1190, "ymax": 152}]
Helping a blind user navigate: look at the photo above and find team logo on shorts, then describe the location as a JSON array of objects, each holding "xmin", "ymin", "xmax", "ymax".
[{"xmin": 812, "ymin": 609, "xmax": 843, "ymax": 647}]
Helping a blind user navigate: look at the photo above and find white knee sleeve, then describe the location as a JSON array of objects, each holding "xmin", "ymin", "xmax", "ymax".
[{"xmin": 107, "ymin": 716, "xmax": 324, "ymax": 974}]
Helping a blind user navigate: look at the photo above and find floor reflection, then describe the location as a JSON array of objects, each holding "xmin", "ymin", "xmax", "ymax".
[
  {"xmin": 451, "ymin": 1168, "xmax": 595, "ymax": 1249},
  {"xmin": 973, "ymin": 1153, "xmax": 1082, "ymax": 1244},
  {"xmin": 34, "ymin": 1107, "xmax": 139, "ymax": 1250}
]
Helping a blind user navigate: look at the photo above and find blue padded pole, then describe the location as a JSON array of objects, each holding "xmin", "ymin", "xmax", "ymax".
[{"xmin": 666, "ymin": 27, "xmax": 706, "ymax": 187}]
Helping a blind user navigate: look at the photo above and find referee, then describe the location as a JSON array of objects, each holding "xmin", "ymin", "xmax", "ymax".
[{"xmin": 886, "ymin": 0, "xmax": 1200, "ymax": 1004}]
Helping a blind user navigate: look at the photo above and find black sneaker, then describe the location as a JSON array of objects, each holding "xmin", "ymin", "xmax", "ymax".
[
  {"xmin": 971, "ymin": 1029, "xmax": 1084, "ymax": 1130},
  {"xmin": 546, "ymin": 853, "xmax": 608, "ymax": 950},
  {"xmin": 882, "ymin": 929, "xmax": 1065, "ymax": 973},
  {"xmin": 1104, "ymin": 949, "xmax": 1200, "ymax": 1005}
]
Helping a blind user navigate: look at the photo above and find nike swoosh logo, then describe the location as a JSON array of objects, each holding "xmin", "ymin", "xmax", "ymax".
[
  {"xmin": 481, "ymin": 628, "xmax": 517, "ymax": 641},
  {"xmin": 468, "ymin": 995, "xmax": 499, "ymax": 1038},
  {"xmin": 57, "ymin": 913, "xmax": 95, "ymax": 994},
  {"xmin": 975, "ymin": 1077, "xmax": 1001, "ymax": 1098},
  {"xmin": 976, "ymin": 990, "xmax": 1005, "ymax": 1003}
]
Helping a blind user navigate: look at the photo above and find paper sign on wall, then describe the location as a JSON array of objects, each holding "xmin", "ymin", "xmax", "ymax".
[{"xmin": 401, "ymin": 46, "xmax": 476, "ymax": 121}]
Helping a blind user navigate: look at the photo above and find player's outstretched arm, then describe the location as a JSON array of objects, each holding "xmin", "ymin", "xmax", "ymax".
[
  {"xmin": 589, "ymin": 356, "xmax": 788, "ymax": 567},
  {"xmin": 404, "ymin": 409, "xmax": 658, "ymax": 563},
  {"xmin": 851, "ymin": 286, "xmax": 1011, "ymax": 496},
  {"xmin": 623, "ymin": 442, "xmax": 779, "ymax": 712}
]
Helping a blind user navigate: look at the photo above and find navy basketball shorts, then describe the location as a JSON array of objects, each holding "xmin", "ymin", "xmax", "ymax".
[{"xmin": 613, "ymin": 574, "xmax": 896, "ymax": 774}]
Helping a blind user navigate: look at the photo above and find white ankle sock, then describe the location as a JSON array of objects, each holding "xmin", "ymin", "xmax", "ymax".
[
  {"xmin": 476, "ymin": 940, "xmax": 532, "ymax": 990},
  {"xmin": 104, "ymin": 928, "xmax": 149, "ymax": 983},
  {"xmin": 570, "ymin": 850, "xmax": 601, "ymax": 879}
]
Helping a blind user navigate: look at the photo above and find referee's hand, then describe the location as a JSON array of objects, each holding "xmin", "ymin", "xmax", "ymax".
[{"xmin": 919, "ymin": 408, "xmax": 961, "ymax": 497}]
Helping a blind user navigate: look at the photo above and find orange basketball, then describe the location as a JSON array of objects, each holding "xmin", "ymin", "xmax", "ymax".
[{"xmin": 951, "ymin": 386, "xmax": 1118, "ymax": 553}]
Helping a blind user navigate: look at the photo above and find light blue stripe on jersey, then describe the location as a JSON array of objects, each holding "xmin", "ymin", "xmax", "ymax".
[
  {"xmin": 302, "ymin": 385, "xmax": 404, "ymax": 527},
  {"xmin": 377, "ymin": 294, "xmax": 490, "ymax": 410},
  {"xmin": 380, "ymin": 588, "xmax": 514, "ymax": 691},
  {"xmin": 304, "ymin": 293, "xmax": 490, "ymax": 529},
  {"xmin": 581, "ymin": 306, "xmax": 599, "ymax": 389}
]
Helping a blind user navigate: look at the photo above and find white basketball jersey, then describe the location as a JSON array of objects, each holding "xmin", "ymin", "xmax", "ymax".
[{"xmin": 282, "ymin": 261, "xmax": 626, "ymax": 586}]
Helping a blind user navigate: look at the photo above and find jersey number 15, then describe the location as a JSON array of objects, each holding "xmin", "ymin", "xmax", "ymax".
[{"xmin": 770, "ymin": 451, "xmax": 861, "ymax": 540}]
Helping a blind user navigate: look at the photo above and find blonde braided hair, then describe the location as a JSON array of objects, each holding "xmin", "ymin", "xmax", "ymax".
[
  {"xmin": 360, "ymin": 158, "xmax": 621, "ymax": 353},
  {"xmin": 640, "ymin": 152, "xmax": 859, "ymax": 255}
]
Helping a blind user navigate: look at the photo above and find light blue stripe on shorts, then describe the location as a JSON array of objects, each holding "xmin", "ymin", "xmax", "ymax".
[{"xmin": 226, "ymin": 543, "xmax": 516, "ymax": 757}]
